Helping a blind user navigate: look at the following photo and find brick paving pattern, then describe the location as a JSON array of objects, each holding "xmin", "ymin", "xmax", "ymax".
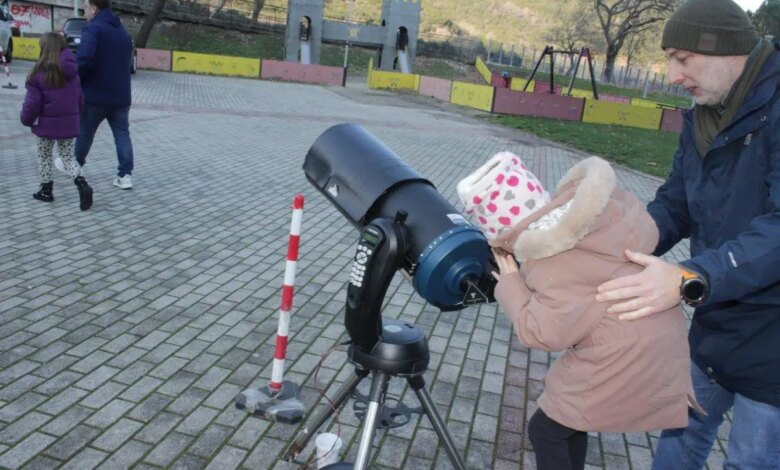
[{"xmin": 0, "ymin": 66, "xmax": 729, "ymax": 469}]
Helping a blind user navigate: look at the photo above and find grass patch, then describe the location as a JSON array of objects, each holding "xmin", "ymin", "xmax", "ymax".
[{"xmin": 489, "ymin": 114, "xmax": 679, "ymax": 178}]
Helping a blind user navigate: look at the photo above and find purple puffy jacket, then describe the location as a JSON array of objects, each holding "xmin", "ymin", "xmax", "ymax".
[{"xmin": 20, "ymin": 48, "xmax": 83, "ymax": 139}]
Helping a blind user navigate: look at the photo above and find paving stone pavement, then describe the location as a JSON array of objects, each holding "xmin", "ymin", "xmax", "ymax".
[{"xmin": 0, "ymin": 65, "xmax": 731, "ymax": 470}]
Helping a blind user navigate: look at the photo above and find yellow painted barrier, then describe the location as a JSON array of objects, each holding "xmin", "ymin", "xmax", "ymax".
[
  {"xmin": 172, "ymin": 51, "xmax": 260, "ymax": 78},
  {"xmin": 582, "ymin": 99, "xmax": 663, "ymax": 130},
  {"xmin": 631, "ymin": 98, "xmax": 661, "ymax": 108},
  {"xmin": 510, "ymin": 78, "xmax": 534, "ymax": 92},
  {"xmin": 450, "ymin": 81, "xmax": 494, "ymax": 112},
  {"xmin": 475, "ymin": 56, "xmax": 492, "ymax": 84},
  {"xmin": 12, "ymin": 37, "xmax": 40, "ymax": 60},
  {"xmin": 368, "ymin": 69, "xmax": 420, "ymax": 91},
  {"xmin": 568, "ymin": 88, "xmax": 594, "ymax": 99}
]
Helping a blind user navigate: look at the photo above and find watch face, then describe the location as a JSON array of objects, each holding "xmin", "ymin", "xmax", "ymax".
[{"xmin": 684, "ymin": 279, "xmax": 706, "ymax": 302}]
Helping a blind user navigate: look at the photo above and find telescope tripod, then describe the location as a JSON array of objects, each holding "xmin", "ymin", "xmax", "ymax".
[{"xmin": 284, "ymin": 319, "xmax": 466, "ymax": 470}]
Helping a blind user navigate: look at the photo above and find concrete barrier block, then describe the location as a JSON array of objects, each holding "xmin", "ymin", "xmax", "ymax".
[
  {"xmin": 660, "ymin": 108, "xmax": 684, "ymax": 133},
  {"xmin": 533, "ymin": 81, "xmax": 562, "ymax": 95},
  {"xmin": 450, "ymin": 81, "xmax": 494, "ymax": 112},
  {"xmin": 582, "ymin": 99, "xmax": 663, "ymax": 130},
  {"xmin": 419, "ymin": 76, "xmax": 452, "ymax": 102},
  {"xmin": 493, "ymin": 88, "xmax": 584, "ymax": 121},
  {"xmin": 172, "ymin": 51, "xmax": 260, "ymax": 78},
  {"xmin": 510, "ymin": 78, "xmax": 534, "ymax": 92},
  {"xmin": 260, "ymin": 60, "xmax": 345, "ymax": 86},
  {"xmin": 368, "ymin": 69, "xmax": 420, "ymax": 91},
  {"xmin": 12, "ymin": 37, "xmax": 39, "ymax": 60},
  {"xmin": 137, "ymin": 48, "xmax": 171, "ymax": 71}
]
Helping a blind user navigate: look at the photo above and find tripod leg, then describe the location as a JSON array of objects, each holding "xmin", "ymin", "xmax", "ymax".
[
  {"xmin": 354, "ymin": 371, "xmax": 389, "ymax": 470},
  {"xmin": 284, "ymin": 368, "xmax": 367, "ymax": 461},
  {"xmin": 409, "ymin": 376, "xmax": 466, "ymax": 470}
]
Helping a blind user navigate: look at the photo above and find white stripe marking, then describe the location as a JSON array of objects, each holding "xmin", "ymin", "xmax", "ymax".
[
  {"xmin": 290, "ymin": 210, "xmax": 303, "ymax": 236},
  {"xmin": 284, "ymin": 261, "xmax": 297, "ymax": 285},
  {"xmin": 271, "ymin": 359, "xmax": 285, "ymax": 382},
  {"xmin": 277, "ymin": 311, "xmax": 291, "ymax": 335}
]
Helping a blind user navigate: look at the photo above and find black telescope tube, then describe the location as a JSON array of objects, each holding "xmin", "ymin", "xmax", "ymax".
[{"xmin": 303, "ymin": 123, "xmax": 492, "ymax": 309}]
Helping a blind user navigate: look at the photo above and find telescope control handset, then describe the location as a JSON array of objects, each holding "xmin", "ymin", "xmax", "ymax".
[
  {"xmin": 349, "ymin": 227, "xmax": 381, "ymax": 290},
  {"xmin": 346, "ymin": 214, "xmax": 408, "ymax": 352}
]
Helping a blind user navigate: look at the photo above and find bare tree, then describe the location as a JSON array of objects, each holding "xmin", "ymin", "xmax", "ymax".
[
  {"xmin": 623, "ymin": 31, "xmax": 640, "ymax": 69},
  {"xmin": 251, "ymin": 0, "xmax": 266, "ymax": 22},
  {"xmin": 210, "ymin": 0, "xmax": 227, "ymax": 19},
  {"xmin": 135, "ymin": 0, "xmax": 167, "ymax": 48},
  {"xmin": 545, "ymin": 0, "xmax": 602, "ymax": 75},
  {"xmin": 594, "ymin": 0, "xmax": 679, "ymax": 82}
]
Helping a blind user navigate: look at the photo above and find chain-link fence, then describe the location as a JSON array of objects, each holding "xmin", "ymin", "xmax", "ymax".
[{"xmin": 484, "ymin": 42, "xmax": 689, "ymax": 98}]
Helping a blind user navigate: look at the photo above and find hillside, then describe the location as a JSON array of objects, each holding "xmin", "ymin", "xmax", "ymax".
[{"xmin": 217, "ymin": 0, "xmax": 563, "ymax": 50}]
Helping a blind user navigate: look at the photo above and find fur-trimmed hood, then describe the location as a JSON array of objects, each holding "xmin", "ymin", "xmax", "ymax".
[{"xmin": 491, "ymin": 157, "xmax": 653, "ymax": 262}]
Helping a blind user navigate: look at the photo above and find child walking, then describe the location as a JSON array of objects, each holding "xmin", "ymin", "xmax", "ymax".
[
  {"xmin": 458, "ymin": 153, "xmax": 701, "ymax": 470},
  {"xmin": 21, "ymin": 32, "xmax": 92, "ymax": 211}
]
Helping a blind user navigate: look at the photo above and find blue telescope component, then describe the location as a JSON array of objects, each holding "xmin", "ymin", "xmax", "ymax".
[
  {"xmin": 413, "ymin": 225, "xmax": 489, "ymax": 308},
  {"xmin": 303, "ymin": 123, "xmax": 493, "ymax": 310}
]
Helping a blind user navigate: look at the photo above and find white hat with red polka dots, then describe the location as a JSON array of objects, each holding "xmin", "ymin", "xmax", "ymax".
[{"xmin": 457, "ymin": 151, "xmax": 550, "ymax": 239}]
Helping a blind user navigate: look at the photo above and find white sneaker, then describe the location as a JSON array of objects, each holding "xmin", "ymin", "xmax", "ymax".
[
  {"xmin": 54, "ymin": 157, "xmax": 68, "ymax": 175},
  {"xmin": 113, "ymin": 175, "xmax": 133, "ymax": 189}
]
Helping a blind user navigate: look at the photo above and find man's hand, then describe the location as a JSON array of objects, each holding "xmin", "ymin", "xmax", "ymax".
[
  {"xmin": 596, "ymin": 250, "xmax": 682, "ymax": 320},
  {"xmin": 492, "ymin": 249, "xmax": 519, "ymax": 280}
]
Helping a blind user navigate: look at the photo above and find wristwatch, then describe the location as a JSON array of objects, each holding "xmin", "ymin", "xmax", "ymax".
[{"xmin": 680, "ymin": 266, "xmax": 709, "ymax": 307}]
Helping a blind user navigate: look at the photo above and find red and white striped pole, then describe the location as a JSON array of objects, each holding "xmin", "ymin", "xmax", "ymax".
[{"xmin": 270, "ymin": 194, "xmax": 304, "ymax": 394}]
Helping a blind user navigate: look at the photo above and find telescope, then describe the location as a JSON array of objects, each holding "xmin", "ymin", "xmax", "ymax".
[
  {"xmin": 303, "ymin": 123, "xmax": 496, "ymax": 348},
  {"xmin": 285, "ymin": 123, "xmax": 496, "ymax": 469}
]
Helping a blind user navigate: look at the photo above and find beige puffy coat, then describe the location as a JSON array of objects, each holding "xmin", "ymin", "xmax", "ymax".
[{"xmin": 492, "ymin": 157, "xmax": 697, "ymax": 432}]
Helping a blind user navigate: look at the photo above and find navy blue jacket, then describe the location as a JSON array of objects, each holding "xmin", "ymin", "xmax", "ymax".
[
  {"xmin": 76, "ymin": 9, "xmax": 132, "ymax": 107},
  {"xmin": 648, "ymin": 45, "xmax": 780, "ymax": 407}
]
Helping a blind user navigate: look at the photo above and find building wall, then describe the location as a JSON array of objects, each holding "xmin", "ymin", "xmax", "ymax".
[{"xmin": 8, "ymin": 0, "xmax": 80, "ymax": 34}]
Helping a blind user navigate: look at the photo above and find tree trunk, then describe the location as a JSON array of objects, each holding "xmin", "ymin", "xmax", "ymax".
[
  {"xmin": 210, "ymin": 0, "xmax": 228, "ymax": 19},
  {"xmin": 251, "ymin": 0, "xmax": 266, "ymax": 22},
  {"xmin": 602, "ymin": 44, "xmax": 619, "ymax": 83},
  {"xmin": 135, "ymin": 0, "xmax": 167, "ymax": 48}
]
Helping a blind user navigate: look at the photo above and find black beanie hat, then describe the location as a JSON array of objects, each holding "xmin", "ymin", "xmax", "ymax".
[{"xmin": 662, "ymin": 0, "xmax": 759, "ymax": 55}]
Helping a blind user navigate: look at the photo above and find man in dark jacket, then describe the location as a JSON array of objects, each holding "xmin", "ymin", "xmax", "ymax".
[
  {"xmin": 595, "ymin": 0, "xmax": 780, "ymax": 468},
  {"xmin": 74, "ymin": 0, "xmax": 134, "ymax": 189}
]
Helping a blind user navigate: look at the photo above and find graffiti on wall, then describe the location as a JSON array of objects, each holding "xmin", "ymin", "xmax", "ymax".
[{"xmin": 7, "ymin": 0, "xmax": 53, "ymax": 34}]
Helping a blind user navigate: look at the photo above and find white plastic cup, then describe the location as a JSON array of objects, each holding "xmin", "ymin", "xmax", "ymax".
[{"xmin": 315, "ymin": 432, "xmax": 343, "ymax": 468}]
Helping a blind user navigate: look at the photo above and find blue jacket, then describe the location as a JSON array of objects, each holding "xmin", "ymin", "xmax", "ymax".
[
  {"xmin": 648, "ymin": 45, "xmax": 780, "ymax": 407},
  {"xmin": 76, "ymin": 9, "xmax": 132, "ymax": 107}
]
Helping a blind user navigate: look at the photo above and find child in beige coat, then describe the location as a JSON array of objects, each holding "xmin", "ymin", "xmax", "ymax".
[{"xmin": 458, "ymin": 154, "xmax": 699, "ymax": 470}]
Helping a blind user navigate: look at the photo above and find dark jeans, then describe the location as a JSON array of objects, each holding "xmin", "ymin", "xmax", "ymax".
[
  {"xmin": 528, "ymin": 408, "xmax": 588, "ymax": 470},
  {"xmin": 75, "ymin": 104, "xmax": 134, "ymax": 177}
]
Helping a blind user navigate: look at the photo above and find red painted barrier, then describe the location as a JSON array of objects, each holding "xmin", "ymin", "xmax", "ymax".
[
  {"xmin": 137, "ymin": 48, "xmax": 172, "ymax": 71},
  {"xmin": 419, "ymin": 76, "xmax": 452, "ymax": 102},
  {"xmin": 493, "ymin": 88, "xmax": 585, "ymax": 121},
  {"xmin": 260, "ymin": 60, "xmax": 345, "ymax": 86},
  {"xmin": 660, "ymin": 108, "xmax": 685, "ymax": 133},
  {"xmin": 491, "ymin": 74, "xmax": 511, "ymax": 88},
  {"xmin": 533, "ymin": 81, "xmax": 562, "ymax": 95}
]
